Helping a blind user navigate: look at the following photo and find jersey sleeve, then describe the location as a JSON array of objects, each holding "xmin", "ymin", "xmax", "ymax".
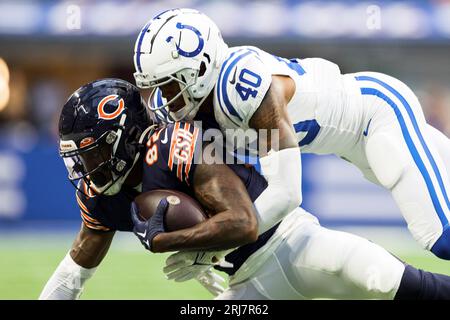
[
  {"xmin": 146, "ymin": 122, "xmax": 202, "ymax": 187},
  {"xmin": 215, "ymin": 49, "xmax": 272, "ymax": 129},
  {"xmin": 75, "ymin": 181, "xmax": 111, "ymax": 232}
]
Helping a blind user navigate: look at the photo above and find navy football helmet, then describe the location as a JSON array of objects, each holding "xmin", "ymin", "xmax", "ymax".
[{"xmin": 59, "ymin": 78, "xmax": 153, "ymax": 195}]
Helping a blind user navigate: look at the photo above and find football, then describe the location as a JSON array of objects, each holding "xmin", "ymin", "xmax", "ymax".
[{"xmin": 134, "ymin": 189, "xmax": 208, "ymax": 231}]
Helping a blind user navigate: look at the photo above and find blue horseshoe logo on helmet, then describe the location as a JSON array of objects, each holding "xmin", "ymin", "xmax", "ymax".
[{"xmin": 166, "ymin": 22, "xmax": 204, "ymax": 58}]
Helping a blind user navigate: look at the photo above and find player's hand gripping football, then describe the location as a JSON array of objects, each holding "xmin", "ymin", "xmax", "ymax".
[{"xmin": 130, "ymin": 198, "xmax": 168, "ymax": 252}]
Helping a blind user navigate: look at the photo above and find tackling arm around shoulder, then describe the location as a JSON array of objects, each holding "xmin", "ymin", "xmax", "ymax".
[
  {"xmin": 151, "ymin": 163, "xmax": 259, "ymax": 253},
  {"xmin": 38, "ymin": 223, "xmax": 115, "ymax": 300},
  {"xmin": 249, "ymin": 75, "xmax": 302, "ymax": 234}
]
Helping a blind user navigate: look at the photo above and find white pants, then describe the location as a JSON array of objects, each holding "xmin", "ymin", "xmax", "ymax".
[
  {"xmin": 356, "ymin": 72, "xmax": 450, "ymax": 251},
  {"xmin": 216, "ymin": 209, "xmax": 405, "ymax": 300}
]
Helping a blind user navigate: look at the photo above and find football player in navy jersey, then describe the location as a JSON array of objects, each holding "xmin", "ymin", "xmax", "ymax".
[{"xmin": 40, "ymin": 79, "xmax": 450, "ymax": 300}]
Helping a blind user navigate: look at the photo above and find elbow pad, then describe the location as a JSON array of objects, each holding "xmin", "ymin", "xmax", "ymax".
[
  {"xmin": 254, "ymin": 147, "xmax": 302, "ymax": 234},
  {"xmin": 39, "ymin": 252, "xmax": 97, "ymax": 300}
]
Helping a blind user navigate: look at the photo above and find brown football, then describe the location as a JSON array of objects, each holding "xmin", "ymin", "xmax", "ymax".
[{"xmin": 134, "ymin": 189, "xmax": 208, "ymax": 231}]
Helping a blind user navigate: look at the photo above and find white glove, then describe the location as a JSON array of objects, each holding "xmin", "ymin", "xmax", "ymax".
[
  {"xmin": 163, "ymin": 251, "xmax": 232, "ymax": 282},
  {"xmin": 195, "ymin": 269, "xmax": 227, "ymax": 296}
]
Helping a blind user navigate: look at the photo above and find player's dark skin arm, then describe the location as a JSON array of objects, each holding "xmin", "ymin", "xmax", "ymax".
[
  {"xmin": 249, "ymin": 75, "xmax": 298, "ymax": 155},
  {"xmin": 197, "ymin": 75, "xmax": 298, "ymax": 154},
  {"xmin": 151, "ymin": 163, "xmax": 258, "ymax": 253},
  {"xmin": 70, "ymin": 223, "xmax": 115, "ymax": 268}
]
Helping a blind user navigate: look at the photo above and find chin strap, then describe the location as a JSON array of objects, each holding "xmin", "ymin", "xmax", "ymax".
[
  {"xmin": 92, "ymin": 124, "xmax": 158, "ymax": 196},
  {"xmin": 138, "ymin": 124, "xmax": 158, "ymax": 144},
  {"xmin": 169, "ymin": 83, "xmax": 214, "ymax": 121},
  {"xmin": 108, "ymin": 124, "xmax": 158, "ymax": 193}
]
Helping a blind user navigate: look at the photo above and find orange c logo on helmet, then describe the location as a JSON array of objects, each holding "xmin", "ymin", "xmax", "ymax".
[{"xmin": 97, "ymin": 95, "xmax": 125, "ymax": 120}]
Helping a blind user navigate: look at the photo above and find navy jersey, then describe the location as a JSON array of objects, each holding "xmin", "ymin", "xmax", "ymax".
[
  {"xmin": 74, "ymin": 121, "xmax": 275, "ymax": 275},
  {"xmin": 74, "ymin": 122, "xmax": 267, "ymax": 233},
  {"xmin": 142, "ymin": 122, "xmax": 201, "ymax": 196},
  {"xmin": 75, "ymin": 179, "xmax": 138, "ymax": 232},
  {"xmin": 75, "ymin": 122, "xmax": 267, "ymax": 232},
  {"xmin": 142, "ymin": 121, "xmax": 267, "ymax": 202}
]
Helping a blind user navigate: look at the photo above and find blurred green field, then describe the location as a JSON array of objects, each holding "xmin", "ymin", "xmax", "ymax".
[
  {"xmin": 0, "ymin": 228, "xmax": 449, "ymax": 300},
  {"xmin": 0, "ymin": 231, "xmax": 218, "ymax": 300},
  {"xmin": 0, "ymin": 248, "xmax": 215, "ymax": 300}
]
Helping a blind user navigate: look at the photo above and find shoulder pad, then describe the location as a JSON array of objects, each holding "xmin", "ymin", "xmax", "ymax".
[{"xmin": 215, "ymin": 48, "xmax": 272, "ymax": 128}]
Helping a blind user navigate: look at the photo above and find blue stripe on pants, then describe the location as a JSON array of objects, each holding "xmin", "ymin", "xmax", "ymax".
[{"xmin": 356, "ymin": 77, "xmax": 449, "ymax": 228}]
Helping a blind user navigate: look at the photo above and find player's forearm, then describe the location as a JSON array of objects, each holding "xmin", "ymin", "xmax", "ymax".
[
  {"xmin": 152, "ymin": 162, "xmax": 259, "ymax": 253},
  {"xmin": 71, "ymin": 233, "xmax": 112, "ymax": 268},
  {"xmin": 152, "ymin": 209, "xmax": 258, "ymax": 253},
  {"xmin": 254, "ymin": 120, "xmax": 302, "ymax": 234},
  {"xmin": 254, "ymin": 147, "xmax": 302, "ymax": 234},
  {"xmin": 71, "ymin": 223, "xmax": 115, "ymax": 268}
]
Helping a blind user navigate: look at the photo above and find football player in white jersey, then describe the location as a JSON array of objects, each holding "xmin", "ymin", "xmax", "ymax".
[{"xmin": 133, "ymin": 8, "xmax": 450, "ymax": 262}]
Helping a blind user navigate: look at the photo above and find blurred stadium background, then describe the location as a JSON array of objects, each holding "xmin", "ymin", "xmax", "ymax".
[{"xmin": 1, "ymin": 0, "xmax": 450, "ymax": 299}]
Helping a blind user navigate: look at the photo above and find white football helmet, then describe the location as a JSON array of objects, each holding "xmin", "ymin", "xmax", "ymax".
[{"xmin": 133, "ymin": 8, "xmax": 228, "ymax": 121}]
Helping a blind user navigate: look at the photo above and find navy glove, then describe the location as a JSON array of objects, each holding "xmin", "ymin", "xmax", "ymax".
[{"xmin": 131, "ymin": 198, "xmax": 169, "ymax": 252}]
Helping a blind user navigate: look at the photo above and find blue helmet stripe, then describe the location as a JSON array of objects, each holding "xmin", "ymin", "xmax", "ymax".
[
  {"xmin": 135, "ymin": 9, "xmax": 181, "ymax": 73},
  {"xmin": 135, "ymin": 21, "xmax": 152, "ymax": 73},
  {"xmin": 156, "ymin": 88, "xmax": 163, "ymax": 107}
]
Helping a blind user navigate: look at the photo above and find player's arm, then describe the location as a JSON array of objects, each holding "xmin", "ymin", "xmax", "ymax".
[
  {"xmin": 248, "ymin": 75, "xmax": 302, "ymax": 234},
  {"xmin": 249, "ymin": 75, "xmax": 298, "ymax": 152},
  {"xmin": 150, "ymin": 162, "xmax": 258, "ymax": 253},
  {"xmin": 70, "ymin": 222, "xmax": 115, "ymax": 267},
  {"xmin": 39, "ymin": 223, "xmax": 115, "ymax": 300}
]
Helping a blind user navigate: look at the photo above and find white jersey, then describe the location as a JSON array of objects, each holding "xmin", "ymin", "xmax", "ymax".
[
  {"xmin": 151, "ymin": 45, "xmax": 450, "ymax": 254},
  {"xmin": 212, "ymin": 46, "xmax": 450, "ymax": 254},
  {"xmin": 212, "ymin": 46, "xmax": 371, "ymax": 166}
]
